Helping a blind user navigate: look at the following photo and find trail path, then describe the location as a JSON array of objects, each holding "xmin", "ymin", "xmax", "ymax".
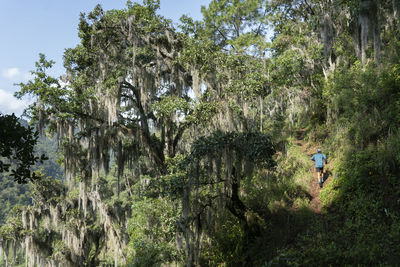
[{"xmin": 294, "ymin": 130, "xmax": 329, "ymax": 214}]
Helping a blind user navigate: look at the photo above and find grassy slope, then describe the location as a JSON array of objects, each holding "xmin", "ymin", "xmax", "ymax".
[
  {"xmin": 245, "ymin": 117, "xmax": 400, "ymax": 266},
  {"xmin": 262, "ymin": 131, "xmax": 400, "ymax": 266}
]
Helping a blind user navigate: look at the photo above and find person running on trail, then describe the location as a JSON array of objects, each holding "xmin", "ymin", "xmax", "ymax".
[{"xmin": 311, "ymin": 148, "xmax": 327, "ymax": 188}]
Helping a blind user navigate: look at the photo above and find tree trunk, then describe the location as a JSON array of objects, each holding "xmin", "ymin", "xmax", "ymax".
[
  {"xmin": 372, "ymin": 1, "xmax": 381, "ymax": 64},
  {"xmin": 359, "ymin": 0, "xmax": 370, "ymax": 65},
  {"xmin": 352, "ymin": 18, "xmax": 361, "ymax": 60},
  {"xmin": 226, "ymin": 173, "xmax": 248, "ymax": 226},
  {"xmin": 322, "ymin": 12, "xmax": 333, "ymax": 65}
]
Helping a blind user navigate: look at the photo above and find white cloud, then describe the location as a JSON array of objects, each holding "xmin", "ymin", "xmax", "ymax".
[
  {"xmin": 2, "ymin": 67, "xmax": 21, "ymax": 79},
  {"xmin": 0, "ymin": 89, "xmax": 32, "ymax": 116},
  {"xmin": 2, "ymin": 68, "xmax": 32, "ymax": 83}
]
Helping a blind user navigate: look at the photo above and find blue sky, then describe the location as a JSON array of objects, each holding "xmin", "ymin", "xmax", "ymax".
[{"xmin": 0, "ymin": 0, "xmax": 211, "ymax": 116}]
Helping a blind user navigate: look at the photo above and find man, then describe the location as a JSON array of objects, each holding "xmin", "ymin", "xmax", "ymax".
[{"xmin": 311, "ymin": 148, "xmax": 327, "ymax": 188}]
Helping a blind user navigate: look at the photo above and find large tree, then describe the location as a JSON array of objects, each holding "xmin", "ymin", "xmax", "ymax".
[{"xmin": 13, "ymin": 0, "xmax": 279, "ymax": 265}]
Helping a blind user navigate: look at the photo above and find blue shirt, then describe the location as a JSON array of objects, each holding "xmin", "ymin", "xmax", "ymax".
[{"xmin": 311, "ymin": 153, "xmax": 327, "ymax": 168}]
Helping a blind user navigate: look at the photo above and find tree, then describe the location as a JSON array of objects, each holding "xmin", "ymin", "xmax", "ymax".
[
  {"xmin": 15, "ymin": 2, "xmax": 219, "ymax": 265},
  {"xmin": 179, "ymin": 131, "xmax": 275, "ymax": 265},
  {"xmin": 0, "ymin": 114, "xmax": 47, "ymax": 184}
]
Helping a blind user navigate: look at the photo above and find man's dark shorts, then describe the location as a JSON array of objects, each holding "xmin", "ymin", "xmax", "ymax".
[{"xmin": 316, "ymin": 167, "xmax": 324, "ymax": 172}]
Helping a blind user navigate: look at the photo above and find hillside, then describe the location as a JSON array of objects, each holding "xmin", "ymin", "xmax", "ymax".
[{"xmin": 0, "ymin": 119, "xmax": 63, "ymax": 226}]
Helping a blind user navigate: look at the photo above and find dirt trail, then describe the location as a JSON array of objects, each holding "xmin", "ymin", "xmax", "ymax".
[
  {"xmin": 308, "ymin": 168, "xmax": 323, "ymax": 213},
  {"xmin": 294, "ymin": 130, "xmax": 327, "ymax": 214}
]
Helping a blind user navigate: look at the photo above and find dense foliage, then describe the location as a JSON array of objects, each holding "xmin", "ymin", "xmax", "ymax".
[
  {"xmin": 2, "ymin": 0, "xmax": 400, "ymax": 266},
  {"xmin": 0, "ymin": 114, "xmax": 47, "ymax": 183}
]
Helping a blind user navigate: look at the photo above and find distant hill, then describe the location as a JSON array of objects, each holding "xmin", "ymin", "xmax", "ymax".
[{"xmin": 0, "ymin": 119, "xmax": 63, "ymax": 225}]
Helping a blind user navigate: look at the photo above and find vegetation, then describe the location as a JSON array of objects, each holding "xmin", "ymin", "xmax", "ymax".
[
  {"xmin": 0, "ymin": 114, "xmax": 47, "ymax": 183},
  {"xmin": 1, "ymin": 0, "xmax": 400, "ymax": 266}
]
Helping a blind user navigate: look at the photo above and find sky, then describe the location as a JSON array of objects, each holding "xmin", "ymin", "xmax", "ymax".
[{"xmin": 0, "ymin": 0, "xmax": 211, "ymax": 116}]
